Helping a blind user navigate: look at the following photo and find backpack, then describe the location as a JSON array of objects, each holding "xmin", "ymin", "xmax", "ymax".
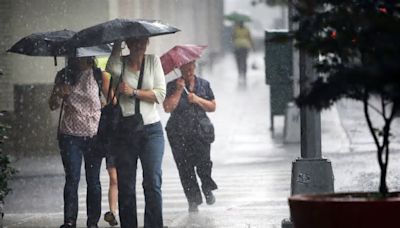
[{"xmin": 92, "ymin": 67, "xmax": 103, "ymax": 96}]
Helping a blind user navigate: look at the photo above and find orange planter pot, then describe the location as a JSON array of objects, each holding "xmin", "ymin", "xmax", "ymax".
[{"xmin": 289, "ymin": 192, "xmax": 400, "ymax": 228}]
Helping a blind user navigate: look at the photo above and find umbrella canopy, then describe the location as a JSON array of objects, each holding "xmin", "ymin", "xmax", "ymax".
[
  {"xmin": 68, "ymin": 18, "xmax": 180, "ymax": 48},
  {"xmin": 160, "ymin": 44, "xmax": 207, "ymax": 75},
  {"xmin": 8, "ymin": 29, "xmax": 111, "ymax": 65},
  {"xmin": 224, "ymin": 11, "xmax": 251, "ymax": 22},
  {"xmin": 7, "ymin": 29, "xmax": 75, "ymax": 56}
]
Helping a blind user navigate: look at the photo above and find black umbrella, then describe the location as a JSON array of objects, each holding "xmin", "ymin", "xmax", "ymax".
[
  {"xmin": 7, "ymin": 29, "xmax": 75, "ymax": 57},
  {"xmin": 8, "ymin": 29, "xmax": 112, "ymax": 65},
  {"xmin": 69, "ymin": 18, "xmax": 180, "ymax": 48}
]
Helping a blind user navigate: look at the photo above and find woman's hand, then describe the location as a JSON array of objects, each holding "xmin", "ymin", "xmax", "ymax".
[
  {"xmin": 119, "ymin": 82, "xmax": 134, "ymax": 96},
  {"xmin": 48, "ymin": 83, "xmax": 71, "ymax": 110},
  {"xmin": 187, "ymin": 92, "xmax": 199, "ymax": 104},
  {"xmin": 187, "ymin": 93, "xmax": 216, "ymax": 112},
  {"xmin": 188, "ymin": 93, "xmax": 199, "ymax": 104},
  {"xmin": 176, "ymin": 78, "xmax": 185, "ymax": 91},
  {"xmin": 57, "ymin": 84, "xmax": 71, "ymax": 99}
]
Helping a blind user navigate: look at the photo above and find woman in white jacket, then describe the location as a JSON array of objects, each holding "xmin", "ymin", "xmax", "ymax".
[{"xmin": 106, "ymin": 38, "xmax": 166, "ymax": 228}]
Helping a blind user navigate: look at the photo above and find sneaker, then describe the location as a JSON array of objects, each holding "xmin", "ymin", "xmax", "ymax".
[
  {"xmin": 205, "ymin": 191, "xmax": 216, "ymax": 205},
  {"xmin": 188, "ymin": 202, "xmax": 199, "ymax": 213},
  {"xmin": 60, "ymin": 222, "xmax": 76, "ymax": 228},
  {"xmin": 104, "ymin": 211, "xmax": 118, "ymax": 226}
]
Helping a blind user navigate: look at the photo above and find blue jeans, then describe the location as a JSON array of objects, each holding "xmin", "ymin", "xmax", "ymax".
[
  {"xmin": 59, "ymin": 134, "xmax": 102, "ymax": 226},
  {"xmin": 115, "ymin": 121, "xmax": 165, "ymax": 228}
]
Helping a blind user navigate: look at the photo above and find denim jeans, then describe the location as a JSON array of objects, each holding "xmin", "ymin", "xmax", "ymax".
[
  {"xmin": 59, "ymin": 134, "xmax": 102, "ymax": 226},
  {"xmin": 115, "ymin": 121, "xmax": 165, "ymax": 228}
]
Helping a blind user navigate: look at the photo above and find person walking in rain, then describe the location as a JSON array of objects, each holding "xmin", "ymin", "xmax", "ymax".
[
  {"xmin": 106, "ymin": 38, "xmax": 166, "ymax": 228},
  {"xmin": 232, "ymin": 21, "xmax": 254, "ymax": 80},
  {"xmin": 163, "ymin": 60, "xmax": 218, "ymax": 213},
  {"xmin": 95, "ymin": 60, "xmax": 119, "ymax": 227},
  {"xmin": 49, "ymin": 56, "xmax": 106, "ymax": 228}
]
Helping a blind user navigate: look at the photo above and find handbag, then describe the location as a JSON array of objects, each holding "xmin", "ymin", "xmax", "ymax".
[
  {"xmin": 96, "ymin": 64, "xmax": 124, "ymax": 143},
  {"xmin": 195, "ymin": 112, "xmax": 215, "ymax": 144},
  {"xmin": 97, "ymin": 103, "xmax": 122, "ymax": 143},
  {"xmin": 115, "ymin": 57, "xmax": 145, "ymax": 140}
]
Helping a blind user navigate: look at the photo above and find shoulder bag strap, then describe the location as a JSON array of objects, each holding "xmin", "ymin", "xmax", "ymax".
[
  {"xmin": 113, "ymin": 59, "xmax": 125, "ymax": 104},
  {"xmin": 56, "ymin": 67, "xmax": 69, "ymax": 141},
  {"xmin": 135, "ymin": 57, "xmax": 145, "ymax": 114},
  {"xmin": 57, "ymin": 101, "xmax": 64, "ymax": 140},
  {"xmin": 92, "ymin": 67, "xmax": 103, "ymax": 98}
]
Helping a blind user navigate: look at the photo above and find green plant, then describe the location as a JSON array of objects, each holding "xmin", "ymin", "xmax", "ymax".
[
  {"xmin": 0, "ymin": 112, "xmax": 16, "ymax": 202},
  {"xmin": 294, "ymin": 0, "xmax": 400, "ymax": 195}
]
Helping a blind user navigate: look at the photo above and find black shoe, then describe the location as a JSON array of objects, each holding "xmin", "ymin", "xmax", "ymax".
[
  {"xmin": 87, "ymin": 225, "xmax": 98, "ymax": 228},
  {"xmin": 104, "ymin": 211, "xmax": 118, "ymax": 226},
  {"xmin": 188, "ymin": 202, "xmax": 199, "ymax": 213},
  {"xmin": 205, "ymin": 191, "xmax": 216, "ymax": 205},
  {"xmin": 60, "ymin": 222, "xmax": 76, "ymax": 228}
]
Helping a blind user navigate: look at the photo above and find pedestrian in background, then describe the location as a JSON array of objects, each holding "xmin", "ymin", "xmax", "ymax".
[
  {"xmin": 232, "ymin": 21, "xmax": 254, "ymax": 80},
  {"xmin": 49, "ymin": 56, "xmax": 106, "ymax": 228},
  {"xmin": 163, "ymin": 60, "xmax": 218, "ymax": 213},
  {"xmin": 106, "ymin": 38, "xmax": 166, "ymax": 228}
]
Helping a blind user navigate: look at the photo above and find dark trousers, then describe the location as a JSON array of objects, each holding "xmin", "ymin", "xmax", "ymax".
[
  {"xmin": 167, "ymin": 133, "xmax": 218, "ymax": 205},
  {"xmin": 58, "ymin": 134, "xmax": 102, "ymax": 226},
  {"xmin": 115, "ymin": 121, "xmax": 164, "ymax": 228},
  {"xmin": 234, "ymin": 47, "xmax": 249, "ymax": 78}
]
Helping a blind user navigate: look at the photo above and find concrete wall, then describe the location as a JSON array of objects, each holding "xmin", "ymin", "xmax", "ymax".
[
  {"xmin": 0, "ymin": 1, "xmax": 14, "ymax": 111},
  {"xmin": 1, "ymin": 0, "xmax": 225, "ymax": 156}
]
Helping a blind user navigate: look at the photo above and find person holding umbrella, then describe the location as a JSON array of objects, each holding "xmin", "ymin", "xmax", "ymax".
[
  {"xmin": 106, "ymin": 38, "xmax": 166, "ymax": 228},
  {"xmin": 48, "ymin": 56, "xmax": 108, "ymax": 228},
  {"xmin": 162, "ymin": 45, "xmax": 218, "ymax": 213},
  {"xmin": 66, "ymin": 18, "xmax": 178, "ymax": 227},
  {"xmin": 232, "ymin": 20, "xmax": 254, "ymax": 80}
]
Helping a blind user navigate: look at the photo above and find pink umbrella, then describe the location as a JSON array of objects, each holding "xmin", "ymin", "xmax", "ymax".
[{"xmin": 160, "ymin": 44, "xmax": 207, "ymax": 75}]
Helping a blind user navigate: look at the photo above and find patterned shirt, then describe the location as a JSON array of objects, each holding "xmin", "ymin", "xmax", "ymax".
[{"xmin": 60, "ymin": 68, "xmax": 101, "ymax": 137}]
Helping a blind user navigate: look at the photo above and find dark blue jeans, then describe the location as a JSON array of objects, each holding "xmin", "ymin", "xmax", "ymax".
[
  {"xmin": 59, "ymin": 134, "xmax": 102, "ymax": 226},
  {"xmin": 115, "ymin": 121, "xmax": 164, "ymax": 228}
]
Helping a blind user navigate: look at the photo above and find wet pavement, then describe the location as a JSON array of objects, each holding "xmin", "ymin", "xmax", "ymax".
[{"xmin": 3, "ymin": 51, "xmax": 400, "ymax": 227}]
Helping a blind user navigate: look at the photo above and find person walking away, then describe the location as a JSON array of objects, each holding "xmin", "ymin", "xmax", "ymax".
[
  {"xmin": 106, "ymin": 38, "xmax": 166, "ymax": 228},
  {"xmin": 232, "ymin": 21, "xmax": 254, "ymax": 80},
  {"xmin": 163, "ymin": 60, "xmax": 218, "ymax": 212},
  {"xmin": 49, "ymin": 57, "xmax": 106, "ymax": 228}
]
